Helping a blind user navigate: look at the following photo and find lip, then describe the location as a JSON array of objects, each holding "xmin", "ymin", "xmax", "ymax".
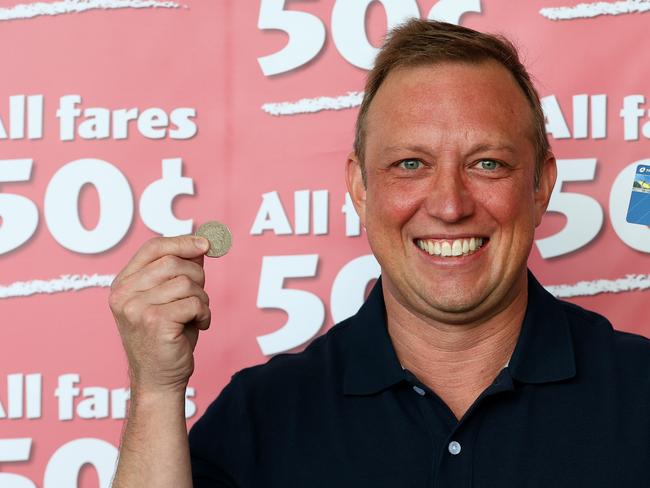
[
  {"xmin": 414, "ymin": 234, "xmax": 490, "ymax": 240},
  {"xmin": 413, "ymin": 237, "xmax": 490, "ymax": 265}
]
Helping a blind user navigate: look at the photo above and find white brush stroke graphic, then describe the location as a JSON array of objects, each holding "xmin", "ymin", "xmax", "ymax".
[
  {"xmin": 540, "ymin": 0, "xmax": 650, "ymax": 20},
  {"xmin": 0, "ymin": 274, "xmax": 115, "ymax": 298},
  {"xmin": 0, "ymin": 0, "xmax": 181, "ymax": 22},
  {"xmin": 545, "ymin": 274, "xmax": 650, "ymax": 298},
  {"xmin": 262, "ymin": 91, "xmax": 364, "ymax": 116},
  {"xmin": 1, "ymin": 273, "xmax": 649, "ymax": 299}
]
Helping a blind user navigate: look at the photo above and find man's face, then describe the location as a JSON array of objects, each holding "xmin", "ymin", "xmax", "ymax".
[{"xmin": 347, "ymin": 61, "xmax": 556, "ymax": 324}]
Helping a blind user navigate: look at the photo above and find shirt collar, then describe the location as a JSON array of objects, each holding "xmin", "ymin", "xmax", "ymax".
[
  {"xmin": 342, "ymin": 271, "xmax": 576, "ymax": 396},
  {"xmin": 342, "ymin": 277, "xmax": 406, "ymax": 395},
  {"xmin": 508, "ymin": 271, "xmax": 576, "ymax": 384}
]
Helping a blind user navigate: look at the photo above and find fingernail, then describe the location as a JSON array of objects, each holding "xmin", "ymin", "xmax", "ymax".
[{"xmin": 194, "ymin": 237, "xmax": 209, "ymax": 251}]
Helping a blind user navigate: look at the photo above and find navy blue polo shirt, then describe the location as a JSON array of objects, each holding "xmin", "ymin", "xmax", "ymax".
[{"xmin": 189, "ymin": 272, "xmax": 650, "ymax": 487}]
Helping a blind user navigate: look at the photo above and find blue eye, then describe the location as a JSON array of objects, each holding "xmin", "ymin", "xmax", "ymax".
[
  {"xmin": 478, "ymin": 160, "xmax": 500, "ymax": 170},
  {"xmin": 399, "ymin": 159, "xmax": 421, "ymax": 170}
]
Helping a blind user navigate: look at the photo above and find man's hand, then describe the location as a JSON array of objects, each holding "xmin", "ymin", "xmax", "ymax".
[
  {"xmin": 110, "ymin": 235, "xmax": 210, "ymax": 488},
  {"xmin": 109, "ymin": 235, "xmax": 211, "ymax": 394}
]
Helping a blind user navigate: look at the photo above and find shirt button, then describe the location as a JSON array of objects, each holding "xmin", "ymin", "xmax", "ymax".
[
  {"xmin": 448, "ymin": 441, "xmax": 462, "ymax": 455},
  {"xmin": 412, "ymin": 385, "xmax": 426, "ymax": 396}
]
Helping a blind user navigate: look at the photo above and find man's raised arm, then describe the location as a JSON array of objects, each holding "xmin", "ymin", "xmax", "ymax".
[{"xmin": 109, "ymin": 235, "xmax": 211, "ymax": 487}]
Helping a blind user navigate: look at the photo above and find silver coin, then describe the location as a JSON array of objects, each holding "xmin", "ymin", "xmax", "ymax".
[{"xmin": 195, "ymin": 221, "xmax": 232, "ymax": 258}]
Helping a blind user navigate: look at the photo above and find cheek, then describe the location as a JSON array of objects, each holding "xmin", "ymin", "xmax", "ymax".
[
  {"xmin": 477, "ymin": 181, "xmax": 537, "ymax": 231},
  {"xmin": 366, "ymin": 178, "xmax": 424, "ymax": 226}
]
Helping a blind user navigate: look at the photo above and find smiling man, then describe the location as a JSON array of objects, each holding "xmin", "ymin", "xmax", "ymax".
[
  {"xmin": 346, "ymin": 53, "xmax": 556, "ymax": 420},
  {"xmin": 111, "ymin": 19, "xmax": 650, "ymax": 488}
]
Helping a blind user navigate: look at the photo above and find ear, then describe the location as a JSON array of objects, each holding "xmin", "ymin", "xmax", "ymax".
[
  {"xmin": 345, "ymin": 152, "xmax": 367, "ymax": 227},
  {"xmin": 534, "ymin": 153, "xmax": 557, "ymax": 227}
]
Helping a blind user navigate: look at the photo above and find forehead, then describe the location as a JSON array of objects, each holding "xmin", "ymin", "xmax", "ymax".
[{"xmin": 364, "ymin": 61, "xmax": 535, "ymax": 155}]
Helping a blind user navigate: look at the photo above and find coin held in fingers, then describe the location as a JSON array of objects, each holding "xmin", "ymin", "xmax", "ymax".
[{"xmin": 195, "ymin": 221, "xmax": 232, "ymax": 258}]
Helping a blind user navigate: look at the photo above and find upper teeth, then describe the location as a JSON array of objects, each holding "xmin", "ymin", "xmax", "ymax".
[{"xmin": 416, "ymin": 237, "xmax": 484, "ymax": 257}]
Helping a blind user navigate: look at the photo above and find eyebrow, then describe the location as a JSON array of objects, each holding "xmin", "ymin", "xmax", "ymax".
[
  {"xmin": 465, "ymin": 142, "xmax": 517, "ymax": 157},
  {"xmin": 381, "ymin": 142, "xmax": 518, "ymax": 158},
  {"xmin": 381, "ymin": 144, "xmax": 435, "ymax": 157}
]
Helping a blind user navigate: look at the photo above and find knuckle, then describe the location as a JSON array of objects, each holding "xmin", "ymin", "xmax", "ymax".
[
  {"xmin": 109, "ymin": 275, "xmax": 121, "ymax": 293},
  {"xmin": 176, "ymin": 274, "xmax": 193, "ymax": 290},
  {"xmin": 160, "ymin": 253, "xmax": 180, "ymax": 271},
  {"xmin": 169, "ymin": 236, "xmax": 188, "ymax": 256},
  {"xmin": 110, "ymin": 270, "xmax": 131, "ymax": 294},
  {"xmin": 154, "ymin": 257, "xmax": 175, "ymax": 279},
  {"xmin": 196, "ymin": 267, "xmax": 206, "ymax": 286},
  {"xmin": 188, "ymin": 295, "xmax": 202, "ymax": 310},
  {"xmin": 198, "ymin": 306, "xmax": 212, "ymax": 329},
  {"xmin": 148, "ymin": 235, "xmax": 166, "ymax": 248},
  {"xmin": 122, "ymin": 297, "xmax": 142, "ymax": 323},
  {"xmin": 144, "ymin": 236, "xmax": 166, "ymax": 256},
  {"xmin": 108, "ymin": 289, "xmax": 122, "ymax": 312},
  {"xmin": 186, "ymin": 262, "xmax": 205, "ymax": 287},
  {"xmin": 141, "ymin": 305, "xmax": 160, "ymax": 327}
]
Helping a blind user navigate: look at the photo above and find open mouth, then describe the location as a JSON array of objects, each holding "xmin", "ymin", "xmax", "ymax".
[{"xmin": 415, "ymin": 237, "xmax": 487, "ymax": 257}]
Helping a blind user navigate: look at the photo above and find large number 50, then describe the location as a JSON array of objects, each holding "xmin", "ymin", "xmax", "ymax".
[
  {"xmin": 257, "ymin": 0, "xmax": 482, "ymax": 75},
  {"xmin": 256, "ymin": 254, "xmax": 380, "ymax": 355},
  {"xmin": 535, "ymin": 158, "xmax": 650, "ymax": 258}
]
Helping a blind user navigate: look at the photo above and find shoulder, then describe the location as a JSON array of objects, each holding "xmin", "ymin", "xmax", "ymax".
[
  {"xmin": 189, "ymin": 320, "xmax": 355, "ymax": 457},
  {"xmin": 232, "ymin": 317, "xmax": 355, "ymax": 396},
  {"xmin": 561, "ymin": 299, "xmax": 650, "ymax": 351},
  {"xmin": 559, "ymin": 299, "xmax": 650, "ymax": 384},
  {"xmin": 190, "ymin": 317, "xmax": 359, "ymax": 456}
]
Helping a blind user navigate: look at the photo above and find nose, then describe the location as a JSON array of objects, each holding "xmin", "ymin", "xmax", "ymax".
[{"xmin": 423, "ymin": 164, "xmax": 475, "ymax": 223}]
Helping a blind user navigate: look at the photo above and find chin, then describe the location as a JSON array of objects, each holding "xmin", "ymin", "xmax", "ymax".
[{"xmin": 412, "ymin": 282, "xmax": 489, "ymax": 318}]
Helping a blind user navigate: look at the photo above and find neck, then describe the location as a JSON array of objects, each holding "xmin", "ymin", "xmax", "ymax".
[{"xmin": 384, "ymin": 275, "xmax": 528, "ymax": 420}]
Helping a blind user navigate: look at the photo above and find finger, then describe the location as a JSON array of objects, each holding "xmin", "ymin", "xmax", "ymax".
[
  {"xmin": 188, "ymin": 253, "xmax": 205, "ymax": 268},
  {"xmin": 118, "ymin": 236, "xmax": 209, "ymax": 281},
  {"xmin": 154, "ymin": 296, "xmax": 211, "ymax": 332},
  {"xmin": 120, "ymin": 255, "xmax": 206, "ymax": 293},
  {"xmin": 141, "ymin": 275, "xmax": 210, "ymax": 307}
]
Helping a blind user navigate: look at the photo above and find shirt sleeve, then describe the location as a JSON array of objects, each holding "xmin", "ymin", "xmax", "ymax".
[{"xmin": 189, "ymin": 373, "xmax": 255, "ymax": 487}]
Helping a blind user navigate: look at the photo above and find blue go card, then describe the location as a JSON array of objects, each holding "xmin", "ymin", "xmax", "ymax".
[{"xmin": 626, "ymin": 164, "xmax": 650, "ymax": 225}]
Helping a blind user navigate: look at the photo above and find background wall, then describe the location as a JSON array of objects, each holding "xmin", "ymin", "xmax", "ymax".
[{"xmin": 1, "ymin": 0, "xmax": 649, "ymax": 486}]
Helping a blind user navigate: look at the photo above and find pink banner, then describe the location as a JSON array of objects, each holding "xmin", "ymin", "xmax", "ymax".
[{"xmin": 1, "ymin": 1, "xmax": 649, "ymax": 485}]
